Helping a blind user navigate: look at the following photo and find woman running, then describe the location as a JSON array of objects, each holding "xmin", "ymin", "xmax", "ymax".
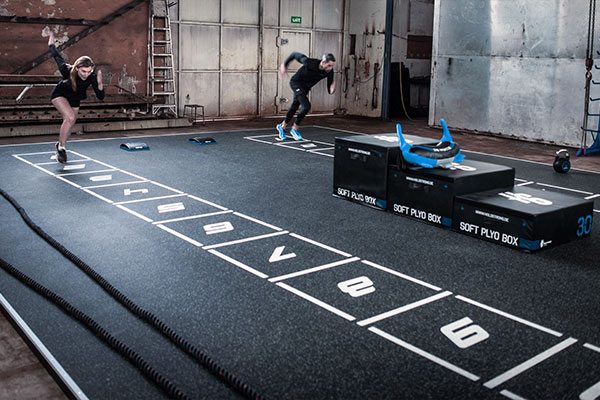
[{"xmin": 47, "ymin": 31, "xmax": 105, "ymax": 163}]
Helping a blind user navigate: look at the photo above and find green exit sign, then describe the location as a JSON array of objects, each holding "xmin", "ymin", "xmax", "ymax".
[{"xmin": 291, "ymin": 16, "xmax": 302, "ymax": 24}]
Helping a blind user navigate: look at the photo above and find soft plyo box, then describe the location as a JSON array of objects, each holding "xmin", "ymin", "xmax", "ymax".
[
  {"xmin": 453, "ymin": 186, "xmax": 594, "ymax": 251},
  {"xmin": 333, "ymin": 133, "xmax": 438, "ymax": 210},
  {"xmin": 387, "ymin": 159, "xmax": 515, "ymax": 227}
]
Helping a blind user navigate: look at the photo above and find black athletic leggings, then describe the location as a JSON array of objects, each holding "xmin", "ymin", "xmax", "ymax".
[{"xmin": 285, "ymin": 87, "xmax": 311, "ymax": 126}]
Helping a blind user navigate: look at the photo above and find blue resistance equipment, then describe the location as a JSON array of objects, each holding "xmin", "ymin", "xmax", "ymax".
[
  {"xmin": 397, "ymin": 118, "xmax": 465, "ymax": 169},
  {"xmin": 120, "ymin": 142, "xmax": 149, "ymax": 151},
  {"xmin": 188, "ymin": 137, "xmax": 216, "ymax": 145}
]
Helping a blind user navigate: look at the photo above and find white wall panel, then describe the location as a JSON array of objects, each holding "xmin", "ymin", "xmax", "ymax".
[
  {"xmin": 222, "ymin": 73, "xmax": 258, "ymax": 116},
  {"xmin": 223, "ymin": 0, "xmax": 259, "ymax": 25},
  {"xmin": 222, "ymin": 27, "xmax": 259, "ymax": 70},
  {"xmin": 180, "ymin": 0, "xmax": 219, "ymax": 22},
  {"xmin": 180, "ymin": 25, "xmax": 220, "ymax": 70},
  {"xmin": 315, "ymin": 0, "xmax": 344, "ymax": 30},
  {"xmin": 179, "ymin": 72, "xmax": 220, "ymax": 115},
  {"xmin": 280, "ymin": 0, "xmax": 313, "ymax": 28}
]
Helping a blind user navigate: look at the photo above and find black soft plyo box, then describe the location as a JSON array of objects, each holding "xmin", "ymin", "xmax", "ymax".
[
  {"xmin": 453, "ymin": 186, "xmax": 594, "ymax": 251},
  {"xmin": 388, "ymin": 159, "xmax": 515, "ymax": 227},
  {"xmin": 333, "ymin": 133, "xmax": 437, "ymax": 210}
]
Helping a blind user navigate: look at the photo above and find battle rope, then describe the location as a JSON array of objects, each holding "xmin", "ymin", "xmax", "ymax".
[
  {"xmin": 0, "ymin": 257, "xmax": 189, "ymax": 399},
  {"xmin": 0, "ymin": 187, "xmax": 265, "ymax": 400}
]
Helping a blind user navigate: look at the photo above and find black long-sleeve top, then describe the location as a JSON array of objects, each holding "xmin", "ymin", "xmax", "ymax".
[
  {"xmin": 49, "ymin": 44, "xmax": 104, "ymax": 102},
  {"xmin": 284, "ymin": 52, "xmax": 333, "ymax": 93}
]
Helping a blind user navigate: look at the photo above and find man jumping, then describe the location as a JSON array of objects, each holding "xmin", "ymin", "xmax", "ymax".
[{"xmin": 277, "ymin": 52, "xmax": 336, "ymax": 140}]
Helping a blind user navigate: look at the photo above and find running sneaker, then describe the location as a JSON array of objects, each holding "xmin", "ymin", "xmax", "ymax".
[
  {"xmin": 55, "ymin": 142, "xmax": 67, "ymax": 164},
  {"xmin": 276, "ymin": 123, "xmax": 286, "ymax": 141},
  {"xmin": 290, "ymin": 128, "xmax": 303, "ymax": 141}
]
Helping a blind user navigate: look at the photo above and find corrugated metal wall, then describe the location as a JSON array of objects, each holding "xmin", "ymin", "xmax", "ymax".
[
  {"xmin": 172, "ymin": 0, "xmax": 345, "ymax": 118},
  {"xmin": 429, "ymin": 0, "xmax": 588, "ymax": 146}
]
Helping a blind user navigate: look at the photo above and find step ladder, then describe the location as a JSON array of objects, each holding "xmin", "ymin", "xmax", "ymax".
[{"xmin": 149, "ymin": 0, "xmax": 177, "ymax": 117}]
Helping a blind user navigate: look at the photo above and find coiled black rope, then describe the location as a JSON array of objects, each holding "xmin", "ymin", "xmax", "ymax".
[
  {"xmin": 0, "ymin": 257, "xmax": 189, "ymax": 400},
  {"xmin": 0, "ymin": 187, "xmax": 265, "ymax": 400}
]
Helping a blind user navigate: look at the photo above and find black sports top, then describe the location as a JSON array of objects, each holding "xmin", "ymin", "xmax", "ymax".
[
  {"xmin": 284, "ymin": 52, "xmax": 334, "ymax": 93},
  {"xmin": 49, "ymin": 44, "xmax": 105, "ymax": 102}
]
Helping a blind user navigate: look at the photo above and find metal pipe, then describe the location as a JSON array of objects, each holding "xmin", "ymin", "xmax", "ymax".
[{"xmin": 381, "ymin": 0, "xmax": 394, "ymax": 120}]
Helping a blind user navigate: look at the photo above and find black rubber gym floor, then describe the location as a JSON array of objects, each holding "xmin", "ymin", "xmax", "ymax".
[{"xmin": 1, "ymin": 126, "xmax": 599, "ymax": 400}]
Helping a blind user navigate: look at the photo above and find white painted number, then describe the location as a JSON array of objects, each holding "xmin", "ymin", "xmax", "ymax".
[
  {"xmin": 580, "ymin": 380, "xmax": 600, "ymax": 400},
  {"xmin": 498, "ymin": 192, "xmax": 553, "ymax": 206},
  {"xmin": 157, "ymin": 202, "xmax": 185, "ymax": 213},
  {"xmin": 337, "ymin": 276, "xmax": 375, "ymax": 298},
  {"xmin": 203, "ymin": 221, "xmax": 234, "ymax": 235},
  {"xmin": 89, "ymin": 175, "xmax": 113, "ymax": 182},
  {"xmin": 440, "ymin": 317, "xmax": 489, "ymax": 349},
  {"xmin": 124, "ymin": 188, "xmax": 149, "ymax": 196},
  {"xmin": 269, "ymin": 246, "xmax": 296, "ymax": 263},
  {"xmin": 449, "ymin": 162, "xmax": 476, "ymax": 171}
]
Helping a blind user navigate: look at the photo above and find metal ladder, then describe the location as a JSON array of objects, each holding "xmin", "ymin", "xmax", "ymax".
[{"xmin": 149, "ymin": 0, "xmax": 177, "ymax": 117}]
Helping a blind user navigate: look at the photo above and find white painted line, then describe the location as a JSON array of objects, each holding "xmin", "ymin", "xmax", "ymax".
[
  {"xmin": 585, "ymin": 194, "xmax": 600, "ymax": 200},
  {"xmin": 118, "ymin": 169, "xmax": 151, "ymax": 182},
  {"xmin": 12, "ymin": 150, "xmax": 58, "ymax": 156},
  {"xmin": 268, "ymin": 256, "xmax": 360, "ymax": 283},
  {"xmin": 58, "ymin": 168, "xmax": 116, "ymax": 176},
  {"xmin": 55, "ymin": 175, "xmax": 83, "ymax": 189},
  {"xmin": 307, "ymin": 150, "xmax": 335, "ymax": 158},
  {"xmin": 514, "ymin": 178, "xmax": 528, "ymax": 182},
  {"xmin": 208, "ymin": 249, "xmax": 269, "ymax": 278},
  {"xmin": 464, "ymin": 149, "xmax": 600, "ymax": 174},
  {"xmin": 202, "ymin": 230, "xmax": 289, "ymax": 250},
  {"xmin": 0, "ymin": 294, "xmax": 89, "ymax": 400},
  {"xmin": 368, "ymin": 327, "xmax": 480, "ymax": 381},
  {"xmin": 244, "ymin": 137, "xmax": 276, "ymax": 145},
  {"xmin": 114, "ymin": 193, "xmax": 186, "ymax": 205},
  {"xmin": 273, "ymin": 142, "xmax": 307, "ymax": 152},
  {"xmin": 81, "ymin": 188, "xmax": 114, "ymax": 204},
  {"xmin": 89, "ymin": 175, "xmax": 113, "ymax": 182},
  {"xmin": 357, "ymin": 291, "xmax": 453, "ymax": 326},
  {"xmin": 289, "ymin": 233, "xmax": 352, "ymax": 257},
  {"xmin": 361, "ymin": 260, "xmax": 442, "ymax": 291},
  {"xmin": 156, "ymin": 224, "xmax": 203, "ymax": 247},
  {"xmin": 149, "ymin": 181, "xmax": 185, "ymax": 194},
  {"xmin": 276, "ymin": 282, "xmax": 356, "ymax": 321},
  {"xmin": 584, "ymin": 343, "xmax": 600, "ymax": 353},
  {"xmin": 483, "ymin": 337, "xmax": 578, "ymax": 389},
  {"xmin": 244, "ymin": 133, "xmax": 282, "ymax": 139},
  {"xmin": 12, "ymin": 154, "xmax": 36, "ymax": 165},
  {"xmin": 115, "ymin": 204, "xmax": 153, "ymax": 223},
  {"xmin": 62, "ymin": 164, "xmax": 87, "ymax": 171},
  {"xmin": 535, "ymin": 182, "xmax": 594, "ymax": 195},
  {"xmin": 233, "ymin": 211, "xmax": 283, "ymax": 231},
  {"xmin": 152, "ymin": 210, "xmax": 233, "ymax": 225},
  {"xmin": 455, "ymin": 295, "xmax": 563, "ymax": 337},
  {"xmin": 595, "ymin": 209, "xmax": 600, "ymax": 214},
  {"xmin": 187, "ymin": 194, "xmax": 229, "ymax": 211},
  {"xmin": 500, "ymin": 389, "xmax": 529, "ymax": 400},
  {"xmin": 84, "ymin": 180, "xmax": 148, "ymax": 189},
  {"xmin": 516, "ymin": 181, "xmax": 534, "ymax": 187}
]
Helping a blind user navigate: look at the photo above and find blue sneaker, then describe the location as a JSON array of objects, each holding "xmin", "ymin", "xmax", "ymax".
[
  {"xmin": 276, "ymin": 124, "xmax": 286, "ymax": 140},
  {"xmin": 290, "ymin": 128, "xmax": 303, "ymax": 141}
]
